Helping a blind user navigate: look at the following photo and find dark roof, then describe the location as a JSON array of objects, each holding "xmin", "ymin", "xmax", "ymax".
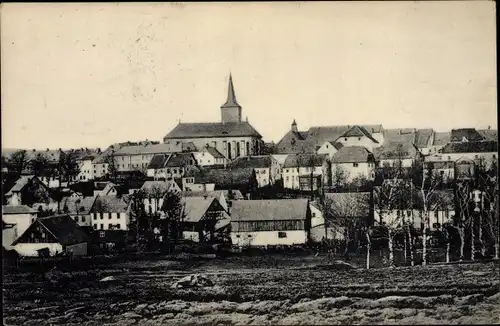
[
  {"xmin": 231, "ymin": 199, "xmax": 309, "ymax": 222},
  {"xmin": 373, "ymin": 142, "xmax": 419, "ymax": 160},
  {"xmin": 450, "ymin": 128, "xmax": 485, "ymax": 142},
  {"xmin": 341, "ymin": 125, "xmax": 379, "ymax": 143},
  {"xmin": 221, "ymin": 74, "xmax": 241, "ymax": 108},
  {"xmin": 13, "ymin": 214, "xmax": 89, "ymax": 246},
  {"xmin": 194, "ymin": 167, "xmax": 255, "ymax": 187},
  {"xmin": 441, "ymin": 141, "xmax": 497, "ymax": 154},
  {"xmin": 325, "ymin": 192, "xmax": 371, "ymax": 217},
  {"xmin": 165, "ymin": 152, "xmax": 196, "ymax": 167},
  {"xmin": 204, "ymin": 146, "xmax": 226, "ymax": 159},
  {"xmin": 61, "ymin": 196, "xmax": 97, "ymax": 215},
  {"xmin": 477, "ymin": 129, "xmax": 497, "ymax": 141},
  {"xmin": 2, "ymin": 205, "xmax": 37, "ymax": 214},
  {"xmin": 183, "ymin": 197, "xmax": 223, "ymax": 223},
  {"xmin": 140, "ymin": 180, "xmax": 180, "ymax": 195},
  {"xmin": 230, "ymin": 156, "xmax": 272, "ymax": 169},
  {"xmin": 5, "ymin": 175, "xmax": 34, "ymax": 195},
  {"xmin": 309, "ymin": 124, "xmax": 382, "ymax": 146},
  {"xmin": 432, "ymin": 132, "xmax": 451, "ymax": 146},
  {"xmin": 415, "ymin": 129, "xmax": 434, "ymax": 148},
  {"xmin": 283, "ymin": 153, "xmax": 328, "ymax": 168},
  {"xmin": 164, "ymin": 122, "xmax": 262, "ymax": 140},
  {"xmin": 275, "ymin": 130, "xmax": 316, "ymax": 154},
  {"xmin": 331, "ymin": 146, "xmax": 373, "ymax": 163},
  {"xmin": 148, "ymin": 154, "xmax": 169, "ymax": 169},
  {"xmin": 383, "ymin": 128, "xmax": 417, "ymax": 144},
  {"xmin": 91, "ymin": 195, "xmax": 129, "ymax": 213},
  {"xmin": 182, "ymin": 190, "xmax": 224, "ymax": 199}
]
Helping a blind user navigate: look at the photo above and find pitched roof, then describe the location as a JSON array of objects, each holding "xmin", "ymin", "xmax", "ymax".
[
  {"xmin": 61, "ymin": 196, "xmax": 97, "ymax": 215},
  {"xmin": 432, "ymin": 132, "xmax": 451, "ymax": 146},
  {"xmin": 221, "ymin": 74, "xmax": 241, "ymax": 108},
  {"xmin": 148, "ymin": 154, "xmax": 170, "ymax": 169},
  {"xmin": 221, "ymin": 189, "xmax": 245, "ymax": 200},
  {"xmin": 415, "ymin": 129, "xmax": 434, "ymax": 148},
  {"xmin": 341, "ymin": 125, "xmax": 379, "ymax": 143},
  {"xmin": 450, "ymin": 128, "xmax": 485, "ymax": 142},
  {"xmin": 5, "ymin": 175, "xmax": 34, "ymax": 195},
  {"xmin": 2, "ymin": 205, "xmax": 37, "ymax": 214},
  {"xmin": 114, "ymin": 143, "xmax": 182, "ymax": 156},
  {"xmin": 383, "ymin": 128, "xmax": 417, "ymax": 144},
  {"xmin": 309, "ymin": 124, "xmax": 382, "ymax": 146},
  {"xmin": 102, "ymin": 183, "xmax": 117, "ymax": 195},
  {"xmin": 271, "ymin": 154, "xmax": 289, "ymax": 165},
  {"xmin": 140, "ymin": 180, "xmax": 180, "ymax": 195},
  {"xmin": 164, "ymin": 122, "xmax": 262, "ymax": 139},
  {"xmin": 275, "ymin": 130, "xmax": 316, "ymax": 154},
  {"xmin": 165, "ymin": 152, "xmax": 196, "ymax": 167},
  {"xmin": 182, "ymin": 190, "xmax": 224, "ymax": 199},
  {"xmin": 283, "ymin": 153, "xmax": 328, "ymax": 168},
  {"xmin": 441, "ymin": 141, "xmax": 497, "ymax": 154},
  {"xmin": 193, "ymin": 167, "xmax": 255, "ymax": 186},
  {"xmin": 91, "ymin": 195, "xmax": 129, "ymax": 213},
  {"xmin": 231, "ymin": 199, "xmax": 309, "ymax": 222},
  {"xmin": 183, "ymin": 197, "xmax": 222, "ymax": 223},
  {"xmin": 13, "ymin": 214, "xmax": 89, "ymax": 246},
  {"xmin": 331, "ymin": 146, "xmax": 373, "ymax": 163},
  {"xmin": 204, "ymin": 146, "xmax": 226, "ymax": 159},
  {"xmin": 230, "ymin": 156, "xmax": 272, "ymax": 169},
  {"xmin": 477, "ymin": 129, "xmax": 498, "ymax": 141},
  {"xmin": 325, "ymin": 192, "xmax": 371, "ymax": 217},
  {"xmin": 373, "ymin": 142, "xmax": 419, "ymax": 160}
]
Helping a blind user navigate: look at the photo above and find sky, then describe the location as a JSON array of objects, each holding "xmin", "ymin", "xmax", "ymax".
[{"xmin": 1, "ymin": 1, "xmax": 497, "ymax": 150}]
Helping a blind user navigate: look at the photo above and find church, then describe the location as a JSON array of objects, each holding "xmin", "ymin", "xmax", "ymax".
[{"xmin": 163, "ymin": 75, "xmax": 264, "ymax": 160}]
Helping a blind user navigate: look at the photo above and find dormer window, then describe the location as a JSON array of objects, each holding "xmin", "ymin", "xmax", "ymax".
[{"xmin": 344, "ymin": 138, "xmax": 347, "ymax": 141}]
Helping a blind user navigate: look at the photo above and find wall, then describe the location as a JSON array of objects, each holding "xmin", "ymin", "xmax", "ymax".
[
  {"xmin": 76, "ymin": 159, "xmax": 93, "ymax": 181},
  {"xmin": 2, "ymin": 213, "xmax": 36, "ymax": 238},
  {"xmin": 255, "ymin": 168, "xmax": 271, "ymax": 187},
  {"xmin": 165, "ymin": 136, "xmax": 261, "ymax": 159},
  {"xmin": 283, "ymin": 166, "xmax": 324, "ymax": 189},
  {"xmin": 183, "ymin": 182, "xmax": 215, "ymax": 192},
  {"xmin": 183, "ymin": 231, "xmax": 200, "ymax": 242},
  {"xmin": 13, "ymin": 243, "xmax": 63, "ymax": 257},
  {"xmin": 230, "ymin": 230, "xmax": 308, "ymax": 247},
  {"xmin": 92, "ymin": 162, "xmax": 109, "ymax": 179},
  {"xmin": 90, "ymin": 212, "xmax": 129, "ymax": 230},
  {"xmin": 433, "ymin": 152, "xmax": 497, "ymax": 165},
  {"xmin": 379, "ymin": 158, "xmax": 415, "ymax": 168},
  {"xmin": 70, "ymin": 214, "xmax": 92, "ymax": 227},
  {"xmin": 221, "ymin": 107, "xmax": 242, "ymax": 124},
  {"xmin": 317, "ymin": 142, "xmax": 338, "ymax": 158},
  {"xmin": 337, "ymin": 135, "xmax": 378, "ymax": 151},
  {"xmin": 66, "ymin": 242, "xmax": 88, "ymax": 256},
  {"xmin": 332, "ymin": 162, "xmax": 375, "ymax": 182},
  {"xmin": 7, "ymin": 193, "xmax": 21, "ymax": 206}
]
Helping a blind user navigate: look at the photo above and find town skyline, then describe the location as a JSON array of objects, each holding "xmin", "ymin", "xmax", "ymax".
[{"xmin": 1, "ymin": 1, "xmax": 497, "ymax": 150}]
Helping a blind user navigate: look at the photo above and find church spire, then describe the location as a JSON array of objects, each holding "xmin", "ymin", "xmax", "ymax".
[{"xmin": 221, "ymin": 73, "xmax": 241, "ymax": 108}]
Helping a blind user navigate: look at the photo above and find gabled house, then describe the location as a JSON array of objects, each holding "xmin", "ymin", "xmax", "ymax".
[
  {"xmin": 230, "ymin": 156, "xmax": 275, "ymax": 187},
  {"xmin": 185, "ymin": 167, "xmax": 258, "ymax": 196},
  {"xmin": 12, "ymin": 214, "xmax": 90, "ymax": 257},
  {"xmin": 182, "ymin": 190, "xmax": 229, "ymax": 212},
  {"xmin": 374, "ymin": 142, "xmax": 422, "ymax": 168},
  {"xmin": 5, "ymin": 175, "xmax": 52, "ymax": 207},
  {"xmin": 61, "ymin": 196, "xmax": 98, "ymax": 227},
  {"xmin": 317, "ymin": 141, "xmax": 343, "ymax": 158},
  {"xmin": 331, "ymin": 146, "xmax": 376, "ymax": 182},
  {"xmin": 89, "ymin": 195, "xmax": 130, "ymax": 231},
  {"xmin": 270, "ymin": 154, "xmax": 289, "ymax": 181},
  {"xmin": 282, "ymin": 153, "xmax": 329, "ymax": 190},
  {"xmin": 93, "ymin": 182, "xmax": 119, "ymax": 197},
  {"xmin": 194, "ymin": 146, "xmax": 228, "ymax": 167},
  {"xmin": 2, "ymin": 205, "xmax": 38, "ymax": 249},
  {"xmin": 429, "ymin": 131, "xmax": 451, "ymax": 154},
  {"xmin": 181, "ymin": 196, "xmax": 228, "ymax": 243},
  {"xmin": 230, "ymin": 199, "xmax": 311, "ymax": 247},
  {"xmin": 275, "ymin": 120, "xmax": 316, "ymax": 154},
  {"xmin": 146, "ymin": 152, "xmax": 197, "ymax": 180},
  {"xmin": 140, "ymin": 180, "xmax": 182, "ymax": 216},
  {"xmin": 336, "ymin": 125, "xmax": 381, "ymax": 151}
]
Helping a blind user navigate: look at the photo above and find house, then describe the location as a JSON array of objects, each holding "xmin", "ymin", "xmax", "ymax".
[
  {"xmin": 335, "ymin": 125, "xmax": 381, "ymax": 152},
  {"xmin": 61, "ymin": 196, "xmax": 97, "ymax": 227},
  {"xmin": 163, "ymin": 75, "xmax": 264, "ymax": 159},
  {"xmin": 415, "ymin": 129, "xmax": 435, "ymax": 155},
  {"xmin": 275, "ymin": 121, "xmax": 384, "ymax": 155},
  {"xmin": 374, "ymin": 142, "xmax": 422, "ymax": 168},
  {"xmin": 331, "ymin": 146, "xmax": 376, "ymax": 182},
  {"xmin": 186, "ymin": 167, "xmax": 258, "ymax": 195},
  {"xmin": 194, "ymin": 146, "xmax": 228, "ymax": 167},
  {"xmin": 12, "ymin": 214, "xmax": 90, "ymax": 257},
  {"xmin": 282, "ymin": 153, "xmax": 329, "ymax": 190},
  {"xmin": 439, "ymin": 141, "xmax": 497, "ymax": 166},
  {"xmin": 317, "ymin": 141, "xmax": 344, "ymax": 158},
  {"xmin": 230, "ymin": 199, "xmax": 311, "ymax": 247},
  {"xmin": 140, "ymin": 180, "xmax": 182, "ymax": 216},
  {"xmin": 450, "ymin": 128, "xmax": 486, "ymax": 142},
  {"xmin": 181, "ymin": 196, "xmax": 228, "ymax": 242},
  {"xmin": 93, "ymin": 182, "xmax": 119, "ymax": 197},
  {"xmin": 5, "ymin": 175, "xmax": 52, "ymax": 207},
  {"xmin": 89, "ymin": 195, "xmax": 130, "ymax": 231},
  {"xmin": 75, "ymin": 154, "xmax": 97, "ymax": 182},
  {"xmin": 431, "ymin": 161, "xmax": 455, "ymax": 182},
  {"xmin": 230, "ymin": 156, "xmax": 274, "ymax": 187},
  {"xmin": 147, "ymin": 152, "xmax": 197, "ymax": 180},
  {"xmin": 270, "ymin": 154, "xmax": 289, "ymax": 180},
  {"xmin": 429, "ymin": 131, "xmax": 451, "ymax": 154},
  {"xmin": 2, "ymin": 205, "xmax": 38, "ymax": 249},
  {"xmin": 182, "ymin": 190, "xmax": 229, "ymax": 212},
  {"xmin": 477, "ymin": 128, "xmax": 497, "ymax": 141}
]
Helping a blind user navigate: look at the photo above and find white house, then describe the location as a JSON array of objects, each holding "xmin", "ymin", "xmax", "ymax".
[
  {"xmin": 93, "ymin": 182, "xmax": 119, "ymax": 197},
  {"xmin": 230, "ymin": 156, "xmax": 274, "ymax": 187},
  {"xmin": 147, "ymin": 152, "xmax": 198, "ymax": 180},
  {"xmin": 5, "ymin": 175, "xmax": 52, "ymax": 207},
  {"xmin": 230, "ymin": 199, "xmax": 311, "ymax": 247},
  {"xmin": 89, "ymin": 195, "xmax": 130, "ymax": 231},
  {"xmin": 2, "ymin": 205, "xmax": 38, "ymax": 249},
  {"xmin": 335, "ymin": 125, "xmax": 381, "ymax": 152},
  {"xmin": 194, "ymin": 146, "xmax": 228, "ymax": 167},
  {"xmin": 75, "ymin": 155, "xmax": 96, "ymax": 182},
  {"xmin": 282, "ymin": 154, "xmax": 329, "ymax": 190},
  {"xmin": 374, "ymin": 142, "xmax": 422, "ymax": 168},
  {"xmin": 317, "ymin": 141, "xmax": 344, "ymax": 158},
  {"xmin": 140, "ymin": 180, "xmax": 182, "ymax": 216},
  {"xmin": 12, "ymin": 214, "xmax": 89, "ymax": 257},
  {"xmin": 61, "ymin": 196, "xmax": 98, "ymax": 227},
  {"xmin": 331, "ymin": 146, "xmax": 376, "ymax": 182}
]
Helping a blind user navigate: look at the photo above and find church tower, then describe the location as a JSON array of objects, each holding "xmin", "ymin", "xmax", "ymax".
[{"xmin": 221, "ymin": 73, "xmax": 242, "ymax": 123}]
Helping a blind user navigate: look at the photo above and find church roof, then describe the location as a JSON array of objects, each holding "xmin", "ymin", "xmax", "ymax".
[
  {"xmin": 221, "ymin": 74, "xmax": 241, "ymax": 108},
  {"xmin": 163, "ymin": 121, "xmax": 262, "ymax": 139}
]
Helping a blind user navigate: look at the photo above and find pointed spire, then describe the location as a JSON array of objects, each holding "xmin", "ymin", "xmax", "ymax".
[{"xmin": 221, "ymin": 73, "xmax": 241, "ymax": 108}]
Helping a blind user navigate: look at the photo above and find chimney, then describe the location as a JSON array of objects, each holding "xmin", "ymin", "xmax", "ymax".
[{"xmin": 291, "ymin": 119, "xmax": 298, "ymax": 133}]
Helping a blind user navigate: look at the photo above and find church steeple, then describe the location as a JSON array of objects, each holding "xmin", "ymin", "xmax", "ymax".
[{"xmin": 221, "ymin": 73, "xmax": 242, "ymax": 123}]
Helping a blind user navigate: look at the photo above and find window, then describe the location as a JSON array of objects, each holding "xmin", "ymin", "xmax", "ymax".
[
  {"xmin": 166, "ymin": 168, "xmax": 170, "ymax": 174},
  {"xmin": 236, "ymin": 142, "xmax": 241, "ymax": 157},
  {"xmin": 100, "ymin": 212, "xmax": 104, "ymax": 219},
  {"xmin": 286, "ymin": 176, "xmax": 289, "ymax": 182},
  {"xmin": 93, "ymin": 224, "xmax": 97, "ymax": 230},
  {"xmin": 108, "ymin": 223, "xmax": 113, "ymax": 229},
  {"xmin": 117, "ymin": 213, "xmax": 121, "ymax": 219},
  {"xmin": 116, "ymin": 224, "xmax": 121, "ymax": 229},
  {"xmin": 236, "ymin": 234, "xmax": 240, "ymax": 238},
  {"xmin": 344, "ymin": 138, "xmax": 347, "ymax": 141},
  {"xmin": 122, "ymin": 157, "xmax": 124, "ymax": 161},
  {"xmin": 434, "ymin": 211, "xmax": 438, "ymax": 218},
  {"xmin": 248, "ymin": 234, "xmax": 252, "ymax": 238},
  {"xmin": 100, "ymin": 224, "xmax": 104, "ymax": 230},
  {"xmin": 246, "ymin": 142, "xmax": 250, "ymax": 156},
  {"xmin": 312, "ymin": 212, "xmax": 316, "ymax": 217},
  {"xmin": 448, "ymin": 156, "xmax": 451, "ymax": 160},
  {"xmin": 109, "ymin": 213, "xmax": 112, "ymax": 219},
  {"xmin": 278, "ymin": 232, "xmax": 287, "ymax": 238},
  {"xmin": 286, "ymin": 169, "xmax": 289, "ymax": 173},
  {"xmin": 358, "ymin": 137, "xmax": 361, "ymax": 141},
  {"xmin": 353, "ymin": 163, "xmax": 359, "ymax": 167},
  {"xmin": 100, "ymin": 231, "xmax": 105, "ymax": 238}
]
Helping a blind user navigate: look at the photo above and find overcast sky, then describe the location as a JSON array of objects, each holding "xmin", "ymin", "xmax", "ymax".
[{"xmin": 1, "ymin": 1, "xmax": 497, "ymax": 150}]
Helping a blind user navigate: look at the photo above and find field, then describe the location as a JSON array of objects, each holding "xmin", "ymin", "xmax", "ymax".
[{"xmin": 3, "ymin": 255, "xmax": 500, "ymax": 325}]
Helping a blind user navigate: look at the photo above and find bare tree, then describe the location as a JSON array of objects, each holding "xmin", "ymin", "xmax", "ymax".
[
  {"xmin": 105, "ymin": 150, "xmax": 118, "ymax": 183},
  {"xmin": 30, "ymin": 153, "xmax": 50, "ymax": 180},
  {"xmin": 8, "ymin": 150, "xmax": 29, "ymax": 175},
  {"xmin": 477, "ymin": 158, "xmax": 498, "ymax": 259},
  {"xmin": 160, "ymin": 190, "xmax": 185, "ymax": 253},
  {"xmin": 332, "ymin": 165, "xmax": 349, "ymax": 190}
]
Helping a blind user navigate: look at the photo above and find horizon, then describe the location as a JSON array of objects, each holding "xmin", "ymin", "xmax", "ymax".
[{"xmin": 1, "ymin": 2, "xmax": 497, "ymax": 150}]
